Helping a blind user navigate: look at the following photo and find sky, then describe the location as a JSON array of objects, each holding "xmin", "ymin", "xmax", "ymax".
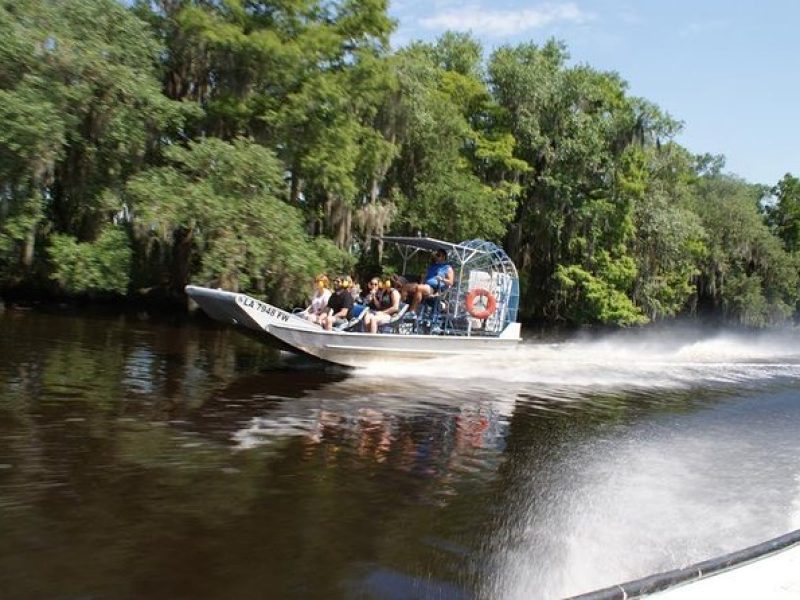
[{"xmin": 389, "ymin": 0, "xmax": 800, "ymax": 186}]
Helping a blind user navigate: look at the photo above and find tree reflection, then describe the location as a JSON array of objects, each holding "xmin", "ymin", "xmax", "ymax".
[{"xmin": 3, "ymin": 309, "xmax": 759, "ymax": 599}]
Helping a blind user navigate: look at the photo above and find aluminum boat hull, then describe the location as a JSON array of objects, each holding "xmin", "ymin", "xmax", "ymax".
[{"xmin": 185, "ymin": 285, "xmax": 521, "ymax": 368}]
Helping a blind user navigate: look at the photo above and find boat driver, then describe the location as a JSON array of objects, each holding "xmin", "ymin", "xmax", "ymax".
[
  {"xmin": 410, "ymin": 248, "xmax": 454, "ymax": 315},
  {"xmin": 321, "ymin": 275, "xmax": 355, "ymax": 331}
]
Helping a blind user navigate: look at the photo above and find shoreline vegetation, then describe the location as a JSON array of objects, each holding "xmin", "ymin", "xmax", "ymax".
[{"xmin": 1, "ymin": 0, "xmax": 798, "ymax": 328}]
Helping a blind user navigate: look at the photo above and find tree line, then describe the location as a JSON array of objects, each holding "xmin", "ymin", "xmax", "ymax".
[{"xmin": 1, "ymin": 0, "xmax": 799, "ymax": 326}]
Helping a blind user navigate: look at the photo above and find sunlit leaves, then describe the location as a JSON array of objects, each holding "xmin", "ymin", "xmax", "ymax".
[
  {"xmin": 48, "ymin": 227, "xmax": 132, "ymax": 295},
  {"xmin": 768, "ymin": 173, "xmax": 800, "ymax": 252},
  {"xmin": 691, "ymin": 174, "xmax": 799, "ymax": 325},
  {"xmin": 555, "ymin": 263, "xmax": 646, "ymax": 326}
]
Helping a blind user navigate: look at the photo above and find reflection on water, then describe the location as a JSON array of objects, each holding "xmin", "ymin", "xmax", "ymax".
[{"xmin": 1, "ymin": 309, "xmax": 800, "ymax": 599}]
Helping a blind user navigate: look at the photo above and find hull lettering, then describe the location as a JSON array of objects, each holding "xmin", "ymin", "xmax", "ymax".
[{"xmin": 238, "ymin": 295, "xmax": 290, "ymax": 322}]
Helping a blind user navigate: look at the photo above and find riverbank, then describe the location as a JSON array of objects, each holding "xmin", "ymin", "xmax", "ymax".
[{"xmin": 2, "ymin": 287, "xmax": 763, "ymax": 341}]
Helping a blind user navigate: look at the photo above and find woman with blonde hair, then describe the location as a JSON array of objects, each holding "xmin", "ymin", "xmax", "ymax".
[{"xmin": 301, "ymin": 274, "xmax": 332, "ymax": 324}]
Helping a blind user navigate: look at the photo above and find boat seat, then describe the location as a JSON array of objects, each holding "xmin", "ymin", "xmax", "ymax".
[
  {"xmin": 334, "ymin": 304, "xmax": 370, "ymax": 332},
  {"xmin": 378, "ymin": 303, "xmax": 411, "ymax": 333},
  {"xmin": 414, "ymin": 288, "xmax": 451, "ymax": 334}
]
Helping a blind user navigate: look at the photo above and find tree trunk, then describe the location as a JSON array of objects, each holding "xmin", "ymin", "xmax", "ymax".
[
  {"xmin": 172, "ymin": 227, "xmax": 194, "ymax": 297},
  {"xmin": 290, "ymin": 168, "xmax": 302, "ymax": 204},
  {"xmin": 325, "ymin": 192, "xmax": 352, "ymax": 250},
  {"xmin": 22, "ymin": 230, "xmax": 35, "ymax": 270}
]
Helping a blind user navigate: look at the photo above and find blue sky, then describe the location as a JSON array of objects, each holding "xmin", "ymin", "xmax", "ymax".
[{"xmin": 389, "ymin": 0, "xmax": 800, "ymax": 186}]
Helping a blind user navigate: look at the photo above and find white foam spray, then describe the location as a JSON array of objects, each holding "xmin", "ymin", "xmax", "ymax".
[
  {"xmin": 443, "ymin": 329, "xmax": 800, "ymax": 599},
  {"xmin": 358, "ymin": 328, "xmax": 800, "ymax": 393}
]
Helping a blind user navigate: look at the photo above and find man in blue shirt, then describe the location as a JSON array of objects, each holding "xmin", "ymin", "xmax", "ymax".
[{"xmin": 410, "ymin": 248, "xmax": 454, "ymax": 315}]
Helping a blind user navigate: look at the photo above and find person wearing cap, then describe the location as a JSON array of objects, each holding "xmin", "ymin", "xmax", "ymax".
[
  {"xmin": 321, "ymin": 275, "xmax": 355, "ymax": 331},
  {"xmin": 410, "ymin": 248, "xmax": 454, "ymax": 315}
]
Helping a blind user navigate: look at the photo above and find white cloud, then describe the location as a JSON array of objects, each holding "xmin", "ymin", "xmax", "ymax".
[{"xmin": 419, "ymin": 2, "xmax": 591, "ymax": 37}]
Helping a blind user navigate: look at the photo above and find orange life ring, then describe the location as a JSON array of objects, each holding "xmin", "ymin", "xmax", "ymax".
[{"xmin": 465, "ymin": 288, "xmax": 497, "ymax": 320}]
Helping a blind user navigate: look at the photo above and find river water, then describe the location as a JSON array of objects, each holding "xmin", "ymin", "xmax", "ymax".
[{"xmin": 1, "ymin": 308, "xmax": 800, "ymax": 599}]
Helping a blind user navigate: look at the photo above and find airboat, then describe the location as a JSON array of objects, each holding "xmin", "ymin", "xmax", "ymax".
[{"xmin": 185, "ymin": 237, "xmax": 522, "ymax": 368}]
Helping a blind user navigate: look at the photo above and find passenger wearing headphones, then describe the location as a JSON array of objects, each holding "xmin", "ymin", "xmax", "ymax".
[
  {"xmin": 321, "ymin": 275, "xmax": 355, "ymax": 331},
  {"xmin": 301, "ymin": 274, "xmax": 332, "ymax": 324},
  {"xmin": 348, "ymin": 277, "xmax": 378, "ymax": 322},
  {"xmin": 364, "ymin": 276, "xmax": 401, "ymax": 333}
]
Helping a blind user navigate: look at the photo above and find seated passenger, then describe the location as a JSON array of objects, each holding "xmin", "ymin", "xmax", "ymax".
[
  {"xmin": 301, "ymin": 274, "xmax": 332, "ymax": 324},
  {"xmin": 391, "ymin": 274, "xmax": 423, "ymax": 305},
  {"xmin": 320, "ymin": 276, "xmax": 355, "ymax": 331},
  {"xmin": 363, "ymin": 277, "xmax": 380, "ymax": 306},
  {"xmin": 350, "ymin": 277, "xmax": 379, "ymax": 321},
  {"xmin": 348, "ymin": 278, "xmax": 362, "ymax": 304},
  {"xmin": 364, "ymin": 277, "xmax": 402, "ymax": 333},
  {"xmin": 410, "ymin": 248, "xmax": 454, "ymax": 314}
]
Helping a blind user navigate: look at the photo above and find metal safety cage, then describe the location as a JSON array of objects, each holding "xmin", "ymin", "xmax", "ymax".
[
  {"xmin": 382, "ymin": 237, "xmax": 520, "ymax": 336},
  {"xmin": 450, "ymin": 239, "xmax": 519, "ymax": 334}
]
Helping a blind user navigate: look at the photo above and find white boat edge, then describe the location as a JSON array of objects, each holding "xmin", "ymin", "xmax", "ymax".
[
  {"xmin": 185, "ymin": 285, "xmax": 522, "ymax": 368},
  {"xmin": 567, "ymin": 528, "xmax": 800, "ymax": 599},
  {"xmin": 185, "ymin": 285, "xmax": 320, "ymax": 333}
]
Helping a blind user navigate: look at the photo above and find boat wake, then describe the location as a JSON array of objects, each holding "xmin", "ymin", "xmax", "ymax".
[
  {"xmin": 218, "ymin": 327, "xmax": 800, "ymax": 598},
  {"xmin": 356, "ymin": 328, "xmax": 800, "ymax": 393},
  {"xmin": 439, "ymin": 329, "xmax": 800, "ymax": 599}
]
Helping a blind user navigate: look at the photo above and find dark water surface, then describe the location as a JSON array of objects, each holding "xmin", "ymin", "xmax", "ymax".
[{"xmin": 2, "ymin": 308, "xmax": 800, "ymax": 599}]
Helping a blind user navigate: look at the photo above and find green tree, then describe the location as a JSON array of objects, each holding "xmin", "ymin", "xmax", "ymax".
[
  {"xmin": 0, "ymin": 0, "xmax": 186, "ymax": 292},
  {"xmin": 136, "ymin": 0, "xmax": 396, "ymax": 249},
  {"xmin": 767, "ymin": 173, "xmax": 800, "ymax": 252},
  {"xmin": 126, "ymin": 138, "xmax": 348, "ymax": 305},
  {"xmin": 691, "ymin": 174, "xmax": 798, "ymax": 325},
  {"xmin": 47, "ymin": 226, "xmax": 132, "ymax": 295},
  {"xmin": 381, "ymin": 38, "xmax": 523, "ymax": 244},
  {"xmin": 489, "ymin": 40, "xmax": 672, "ymax": 325},
  {"xmin": 629, "ymin": 143, "xmax": 707, "ymax": 320}
]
